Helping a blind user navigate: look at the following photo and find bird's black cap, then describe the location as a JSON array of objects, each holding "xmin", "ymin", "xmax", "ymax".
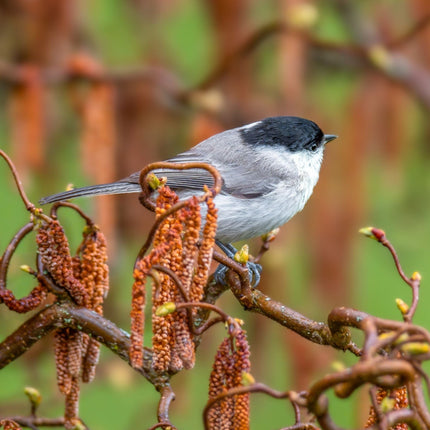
[{"xmin": 239, "ymin": 116, "xmax": 324, "ymax": 152}]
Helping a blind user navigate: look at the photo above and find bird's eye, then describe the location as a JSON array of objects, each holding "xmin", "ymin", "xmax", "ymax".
[{"xmin": 311, "ymin": 143, "xmax": 318, "ymax": 151}]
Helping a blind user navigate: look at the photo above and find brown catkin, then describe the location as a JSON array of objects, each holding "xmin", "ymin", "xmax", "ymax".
[
  {"xmin": 129, "ymin": 186, "xmax": 179, "ymax": 369},
  {"xmin": 231, "ymin": 331, "xmax": 251, "ymax": 430},
  {"xmin": 79, "ymin": 227, "xmax": 109, "ymax": 314},
  {"xmin": 82, "ymin": 339, "xmax": 101, "ymax": 383},
  {"xmin": 130, "ymin": 242, "xmax": 170, "ymax": 368},
  {"xmin": 55, "ymin": 329, "xmax": 72, "ymax": 395},
  {"xmin": 77, "ymin": 226, "xmax": 109, "ymax": 379},
  {"xmin": 130, "ymin": 184, "xmax": 219, "ymax": 373},
  {"xmin": 64, "ymin": 377, "xmax": 80, "ymax": 430},
  {"xmin": 179, "ymin": 197, "xmax": 201, "ymax": 290},
  {"xmin": 130, "ymin": 259, "xmax": 148, "ymax": 369},
  {"xmin": 67, "ymin": 330, "xmax": 84, "ymax": 379},
  {"xmin": 151, "ymin": 187, "xmax": 179, "ymax": 372},
  {"xmin": 37, "ymin": 220, "xmax": 87, "ymax": 306},
  {"xmin": 36, "ymin": 217, "xmax": 111, "ymax": 427},
  {"xmin": 168, "ymin": 204, "xmax": 198, "ymax": 371},
  {"xmin": 171, "ymin": 198, "xmax": 202, "ymax": 369},
  {"xmin": 208, "ymin": 330, "xmax": 251, "ymax": 430},
  {"xmin": 208, "ymin": 338, "xmax": 231, "ymax": 428},
  {"xmin": 190, "ymin": 193, "xmax": 217, "ymax": 305},
  {"xmin": 151, "ymin": 266, "xmax": 175, "ymax": 372}
]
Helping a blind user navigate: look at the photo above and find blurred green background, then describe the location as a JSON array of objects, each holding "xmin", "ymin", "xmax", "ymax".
[{"xmin": 1, "ymin": 0, "xmax": 430, "ymax": 428}]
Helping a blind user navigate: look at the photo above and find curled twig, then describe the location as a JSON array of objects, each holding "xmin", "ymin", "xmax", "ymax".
[
  {"xmin": 36, "ymin": 254, "xmax": 71, "ymax": 298},
  {"xmin": 306, "ymin": 359, "xmax": 415, "ymax": 410},
  {"xmin": 151, "ymin": 265, "xmax": 190, "ymax": 303},
  {"xmin": 0, "ymin": 223, "xmax": 34, "ymax": 295},
  {"xmin": 138, "ymin": 161, "xmax": 222, "ymax": 210},
  {"xmin": 203, "ymin": 383, "xmax": 292, "ymax": 430},
  {"xmin": 50, "ymin": 201, "xmax": 94, "ymax": 226},
  {"xmin": 0, "ymin": 223, "xmax": 48, "ymax": 312},
  {"xmin": 173, "ymin": 301, "xmax": 239, "ymax": 335},
  {"xmin": 135, "ymin": 161, "xmax": 222, "ymax": 262}
]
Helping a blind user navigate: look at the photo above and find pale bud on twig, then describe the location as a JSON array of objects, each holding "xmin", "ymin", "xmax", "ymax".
[
  {"xmin": 68, "ymin": 420, "xmax": 86, "ymax": 430},
  {"xmin": 234, "ymin": 244, "xmax": 249, "ymax": 264},
  {"xmin": 411, "ymin": 271, "xmax": 422, "ymax": 282},
  {"xmin": 155, "ymin": 301, "xmax": 177, "ymax": 317},
  {"xmin": 358, "ymin": 226, "xmax": 386, "ymax": 241},
  {"xmin": 285, "ymin": 3, "xmax": 318, "ymax": 29},
  {"xmin": 261, "ymin": 228, "xmax": 280, "ymax": 243},
  {"xmin": 331, "ymin": 361, "xmax": 346, "ymax": 372},
  {"xmin": 147, "ymin": 173, "xmax": 165, "ymax": 190},
  {"xmin": 24, "ymin": 386, "xmax": 42, "ymax": 408},
  {"xmin": 20, "ymin": 265, "xmax": 32, "ymax": 274},
  {"xmin": 380, "ymin": 397, "xmax": 395, "ymax": 413},
  {"xmin": 378, "ymin": 331, "xmax": 409, "ymax": 346},
  {"xmin": 234, "ymin": 318, "xmax": 244, "ymax": 326},
  {"xmin": 368, "ymin": 45, "xmax": 393, "ymax": 71},
  {"xmin": 241, "ymin": 371, "xmax": 255, "ymax": 386},
  {"xmin": 395, "ymin": 298, "xmax": 410, "ymax": 315},
  {"xmin": 401, "ymin": 342, "xmax": 430, "ymax": 355}
]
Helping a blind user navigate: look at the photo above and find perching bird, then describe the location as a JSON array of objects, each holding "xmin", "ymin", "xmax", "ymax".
[{"xmin": 40, "ymin": 116, "xmax": 337, "ymax": 285}]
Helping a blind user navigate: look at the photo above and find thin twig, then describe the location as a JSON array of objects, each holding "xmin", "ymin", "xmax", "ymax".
[
  {"xmin": 151, "ymin": 265, "xmax": 190, "ymax": 302},
  {"xmin": 192, "ymin": 316, "xmax": 224, "ymax": 336},
  {"xmin": 174, "ymin": 302, "xmax": 231, "ymax": 326},
  {"xmin": 156, "ymin": 385, "xmax": 176, "ymax": 429},
  {"xmin": 36, "ymin": 254, "xmax": 72, "ymax": 298},
  {"xmin": 0, "ymin": 223, "xmax": 34, "ymax": 295},
  {"xmin": 50, "ymin": 201, "xmax": 94, "ymax": 225},
  {"xmin": 370, "ymin": 228, "xmax": 420, "ymax": 322},
  {"xmin": 0, "ymin": 150, "xmax": 36, "ymax": 214}
]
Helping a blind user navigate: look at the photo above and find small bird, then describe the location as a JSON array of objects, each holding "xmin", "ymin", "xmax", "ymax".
[{"xmin": 40, "ymin": 116, "xmax": 337, "ymax": 284}]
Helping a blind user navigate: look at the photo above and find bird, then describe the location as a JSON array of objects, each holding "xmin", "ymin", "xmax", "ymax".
[{"xmin": 40, "ymin": 116, "xmax": 337, "ymax": 285}]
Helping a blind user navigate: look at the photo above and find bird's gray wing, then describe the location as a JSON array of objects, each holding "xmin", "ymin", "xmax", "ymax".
[
  {"xmin": 39, "ymin": 147, "xmax": 224, "ymax": 205},
  {"xmin": 40, "ymin": 128, "xmax": 277, "ymax": 205},
  {"xmin": 146, "ymin": 140, "xmax": 276, "ymax": 198}
]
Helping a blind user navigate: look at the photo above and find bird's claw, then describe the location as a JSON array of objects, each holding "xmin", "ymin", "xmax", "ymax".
[
  {"xmin": 214, "ymin": 240, "xmax": 262, "ymax": 287},
  {"xmin": 248, "ymin": 261, "xmax": 262, "ymax": 285},
  {"xmin": 213, "ymin": 261, "xmax": 262, "ymax": 287}
]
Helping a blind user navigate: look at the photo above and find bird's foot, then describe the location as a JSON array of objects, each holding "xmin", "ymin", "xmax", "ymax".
[
  {"xmin": 214, "ymin": 241, "xmax": 262, "ymax": 287},
  {"xmin": 213, "ymin": 261, "xmax": 262, "ymax": 286}
]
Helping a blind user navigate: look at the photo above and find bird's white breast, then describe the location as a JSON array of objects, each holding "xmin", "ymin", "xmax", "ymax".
[{"xmin": 212, "ymin": 147, "xmax": 324, "ymax": 243}]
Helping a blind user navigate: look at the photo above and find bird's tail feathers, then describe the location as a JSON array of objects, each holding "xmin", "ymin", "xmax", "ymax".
[{"xmin": 39, "ymin": 181, "xmax": 141, "ymax": 205}]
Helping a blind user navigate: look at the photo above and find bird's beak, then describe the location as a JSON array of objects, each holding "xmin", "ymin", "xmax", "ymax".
[{"xmin": 323, "ymin": 134, "xmax": 338, "ymax": 144}]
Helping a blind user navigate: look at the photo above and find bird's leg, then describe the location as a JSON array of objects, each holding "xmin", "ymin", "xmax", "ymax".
[{"xmin": 214, "ymin": 240, "xmax": 262, "ymax": 286}]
